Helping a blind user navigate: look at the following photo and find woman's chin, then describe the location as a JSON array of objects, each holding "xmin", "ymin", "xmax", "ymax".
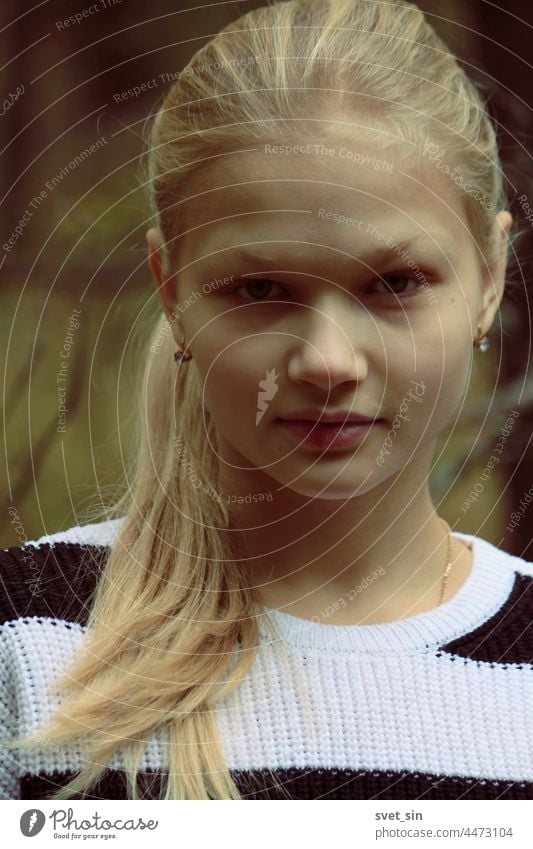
[{"xmin": 271, "ymin": 471, "xmax": 380, "ymax": 501}]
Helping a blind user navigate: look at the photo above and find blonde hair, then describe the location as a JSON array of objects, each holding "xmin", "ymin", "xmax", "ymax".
[{"xmin": 8, "ymin": 0, "xmax": 514, "ymax": 799}]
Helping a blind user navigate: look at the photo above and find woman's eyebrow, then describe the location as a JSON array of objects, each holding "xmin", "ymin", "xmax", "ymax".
[{"xmin": 209, "ymin": 234, "xmax": 458, "ymax": 267}]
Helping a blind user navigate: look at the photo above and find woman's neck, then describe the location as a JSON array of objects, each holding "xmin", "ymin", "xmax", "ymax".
[
  {"xmin": 254, "ymin": 535, "xmax": 473, "ymax": 625},
  {"xmin": 223, "ymin": 451, "xmax": 470, "ymax": 624}
]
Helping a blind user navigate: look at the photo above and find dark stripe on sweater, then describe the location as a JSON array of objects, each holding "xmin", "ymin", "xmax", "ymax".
[
  {"xmin": 441, "ymin": 573, "xmax": 533, "ymax": 665},
  {"xmin": 0, "ymin": 542, "xmax": 104, "ymax": 627},
  {"xmin": 20, "ymin": 766, "xmax": 533, "ymax": 801}
]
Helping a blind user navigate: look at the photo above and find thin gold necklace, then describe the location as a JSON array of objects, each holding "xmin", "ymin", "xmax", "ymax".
[{"xmin": 438, "ymin": 518, "xmax": 454, "ymax": 605}]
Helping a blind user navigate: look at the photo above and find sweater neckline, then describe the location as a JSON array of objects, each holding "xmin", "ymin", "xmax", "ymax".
[{"xmin": 258, "ymin": 532, "xmax": 515, "ymax": 652}]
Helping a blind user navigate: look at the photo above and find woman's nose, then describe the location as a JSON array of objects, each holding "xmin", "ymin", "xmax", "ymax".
[{"xmin": 286, "ymin": 306, "xmax": 369, "ymax": 392}]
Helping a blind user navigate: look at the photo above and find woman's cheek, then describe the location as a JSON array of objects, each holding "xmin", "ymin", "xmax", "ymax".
[{"xmin": 196, "ymin": 343, "xmax": 271, "ymax": 427}]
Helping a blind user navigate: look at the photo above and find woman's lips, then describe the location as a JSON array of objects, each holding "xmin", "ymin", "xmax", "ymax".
[{"xmin": 279, "ymin": 419, "xmax": 380, "ymax": 450}]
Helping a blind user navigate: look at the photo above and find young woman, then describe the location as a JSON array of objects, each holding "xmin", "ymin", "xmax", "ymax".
[{"xmin": 1, "ymin": 0, "xmax": 531, "ymax": 801}]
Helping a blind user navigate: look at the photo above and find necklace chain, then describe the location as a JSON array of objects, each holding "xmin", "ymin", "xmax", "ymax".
[{"xmin": 438, "ymin": 518, "xmax": 454, "ymax": 605}]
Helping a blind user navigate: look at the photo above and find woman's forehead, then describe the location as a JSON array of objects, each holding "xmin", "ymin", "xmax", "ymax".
[
  {"xmin": 177, "ymin": 150, "xmax": 469, "ymax": 273},
  {"xmin": 181, "ymin": 141, "xmax": 468, "ymax": 229}
]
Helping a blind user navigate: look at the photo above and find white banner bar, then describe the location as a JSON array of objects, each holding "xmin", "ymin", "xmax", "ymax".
[{"xmin": 2, "ymin": 799, "xmax": 530, "ymax": 848}]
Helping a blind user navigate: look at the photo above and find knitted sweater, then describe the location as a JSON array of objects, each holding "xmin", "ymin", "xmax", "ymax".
[{"xmin": 0, "ymin": 518, "xmax": 532, "ymax": 801}]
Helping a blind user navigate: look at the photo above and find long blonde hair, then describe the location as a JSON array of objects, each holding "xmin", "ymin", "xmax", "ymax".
[{"xmin": 8, "ymin": 0, "xmax": 513, "ymax": 799}]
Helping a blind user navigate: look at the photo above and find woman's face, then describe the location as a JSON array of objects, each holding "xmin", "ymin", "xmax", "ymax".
[{"xmin": 149, "ymin": 134, "xmax": 511, "ymax": 500}]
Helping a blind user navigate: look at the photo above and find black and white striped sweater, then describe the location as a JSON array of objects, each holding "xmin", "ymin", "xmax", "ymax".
[{"xmin": 1, "ymin": 518, "xmax": 532, "ymax": 800}]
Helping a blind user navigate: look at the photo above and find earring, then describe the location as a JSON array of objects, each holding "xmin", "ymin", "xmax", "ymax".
[
  {"xmin": 473, "ymin": 324, "xmax": 490, "ymax": 352},
  {"xmin": 174, "ymin": 339, "xmax": 193, "ymax": 364}
]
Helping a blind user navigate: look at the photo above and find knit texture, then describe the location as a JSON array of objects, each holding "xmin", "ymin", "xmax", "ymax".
[{"xmin": 0, "ymin": 518, "xmax": 532, "ymax": 800}]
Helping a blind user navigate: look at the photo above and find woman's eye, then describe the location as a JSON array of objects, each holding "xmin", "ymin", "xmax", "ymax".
[
  {"xmin": 230, "ymin": 278, "xmax": 287, "ymax": 301},
  {"xmin": 367, "ymin": 273, "xmax": 423, "ymax": 298}
]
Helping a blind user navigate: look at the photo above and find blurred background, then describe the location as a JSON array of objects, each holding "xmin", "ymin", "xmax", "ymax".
[{"xmin": 1, "ymin": 0, "xmax": 532, "ymax": 555}]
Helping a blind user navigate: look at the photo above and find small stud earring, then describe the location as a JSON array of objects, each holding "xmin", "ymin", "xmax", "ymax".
[
  {"xmin": 473, "ymin": 324, "xmax": 490, "ymax": 352},
  {"xmin": 174, "ymin": 339, "xmax": 193, "ymax": 363}
]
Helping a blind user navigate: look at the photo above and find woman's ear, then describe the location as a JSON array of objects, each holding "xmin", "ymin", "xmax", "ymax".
[
  {"xmin": 476, "ymin": 210, "xmax": 513, "ymax": 334},
  {"xmin": 146, "ymin": 228, "xmax": 181, "ymax": 328}
]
